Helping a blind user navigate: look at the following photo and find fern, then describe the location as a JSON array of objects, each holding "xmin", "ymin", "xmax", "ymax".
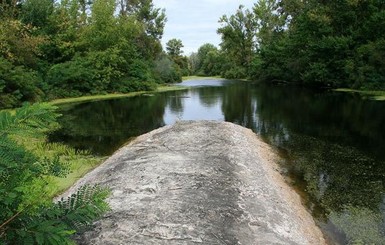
[
  {"xmin": 4, "ymin": 186, "xmax": 110, "ymax": 245},
  {"xmin": 0, "ymin": 103, "xmax": 60, "ymax": 137},
  {"xmin": 56, "ymin": 185, "xmax": 110, "ymax": 232},
  {"xmin": 0, "ymin": 103, "xmax": 110, "ymax": 245}
]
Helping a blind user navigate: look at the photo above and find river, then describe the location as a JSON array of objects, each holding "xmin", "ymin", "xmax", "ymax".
[{"xmin": 50, "ymin": 79, "xmax": 385, "ymax": 244}]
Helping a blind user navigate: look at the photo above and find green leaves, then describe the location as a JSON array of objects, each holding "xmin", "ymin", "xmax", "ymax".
[
  {"xmin": 56, "ymin": 185, "xmax": 110, "ymax": 232},
  {"xmin": 0, "ymin": 103, "xmax": 110, "ymax": 245},
  {"xmin": 0, "ymin": 103, "xmax": 59, "ymax": 137}
]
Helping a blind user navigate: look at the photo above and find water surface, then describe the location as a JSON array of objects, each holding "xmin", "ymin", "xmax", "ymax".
[{"xmin": 50, "ymin": 79, "xmax": 385, "ymax": 244}]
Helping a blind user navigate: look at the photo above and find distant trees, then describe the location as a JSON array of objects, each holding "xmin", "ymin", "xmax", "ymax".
[
  {"xmin": 165, "ymin": 38, "xmax": 189, "ymax": 77},
  {"xmin": 189, "ymin": 0, "xmax": 385, "ymax": 90},
  {"xmin": 166, "ymin": 38, "xmax": 183, "ymax": 57},
  {"xmin": 189, "ymin": 43, "xmax": 222, "ymax": 77},
  {"xmin": 217, "ymin": 5, "xmax": 256, "ymax": 78},
  {"xmin": 0, "ymin": 0, "xmax": 174, "ymax": 109}
]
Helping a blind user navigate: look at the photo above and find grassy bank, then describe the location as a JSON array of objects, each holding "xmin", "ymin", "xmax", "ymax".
[
  {"xmin": 182, "ymin": 75, "xmax": 222, "ymax": 81},
  {"xmin": 50, "ymin": 85, "xmax": 187, "ymax": 105},
  {"xmin": 334, "ymin": 88, "xmax": 385, "ymax": 101},
  {"xmin": 15, "ymin": 134, "xmax": 105, "ymax": 196}
]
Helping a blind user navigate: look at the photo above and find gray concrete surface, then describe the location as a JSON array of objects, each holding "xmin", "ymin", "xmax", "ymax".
[{"xmin": 62, "ymin": 121, "xmax": 326, "ymax": 245}]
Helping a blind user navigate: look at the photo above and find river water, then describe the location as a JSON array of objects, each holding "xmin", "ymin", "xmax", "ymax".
[{"xmin": 50, "ymin": 79, "xmax": 385, "ymax": 244}]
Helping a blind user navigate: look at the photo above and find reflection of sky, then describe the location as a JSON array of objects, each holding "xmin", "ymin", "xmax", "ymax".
[
  {"xmin": 177, "ymin": 79, "xmax": 230, "ymax": 87},
  {"xmin": 164, "ymin": 91, "xmax": 224, "ymax": 124}
]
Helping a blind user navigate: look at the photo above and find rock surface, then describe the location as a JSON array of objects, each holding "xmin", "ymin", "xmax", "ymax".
[{"xmin": 62, "ymin": 121, "xmax": 326, "ymax": 245}]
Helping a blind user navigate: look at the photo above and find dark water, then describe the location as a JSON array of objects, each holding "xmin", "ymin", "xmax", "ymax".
[{"xmin": 50, "ymin": 79, "xmax": 385, "ymax": 244}]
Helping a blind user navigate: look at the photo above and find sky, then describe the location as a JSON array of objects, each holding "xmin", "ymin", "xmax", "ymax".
[{"xmin": 153, "ymin": 0, "xmax": 256, "ymax": 55}]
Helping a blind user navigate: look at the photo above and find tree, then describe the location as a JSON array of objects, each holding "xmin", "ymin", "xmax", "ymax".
[
  {"xmin": 20, "ymin": 0, "xmax": 54, "ymax": 29},
  {"xmin": 217, "ymin": 5, "xmax": 256, "ymax": 78},
  {"xmin": 0, "ymin": 103, "xmax": 110, "ymax": 244},
  {"xmin": 188, "ymin": 52, "xmax": 199, "ymax": 75},
  {"xmin": 193, "ymin": 43, "xmax": 222, "ymax": 76},
  {"xmin": 165, "ymin": 38, "xmax": 189, "ymax": 76},
  {"xmin": 166, "ymin": 38, "xmax": 184, "ymax": 58},
  {"xmin": 0, "ymin": 0, "xmax": 179, "ymax": 108},
  {"xmin": 253, "ymin": 0, "xmax": 286, "ymax": 48},
  {"xmin": 251, "ymin": 0, "xmax": 385, "ymax": 89},
  {"xmin": 153, "ymin": 53, "xmax": 182, "ymax": 83},
  {"xmin": 0, "ymin": 57, "xmax": 43, "ymax": 108},
  {"xmin": 118, "ymin": 0, "xmax": 166, "ymax": 38}
]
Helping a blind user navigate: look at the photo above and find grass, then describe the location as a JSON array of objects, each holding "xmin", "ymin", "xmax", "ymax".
[
  {"xmin": 15, "ymin": 134, "xmax": 105, "ymax": 196},
  {"xmin": 182, "ymin": 75, "xmax": 222, "ymax": 81},
  {"xmin": 50, "ymin": 85, "xmax": 188, "ymax": 105},
  {"xmin": 334, "ymin": 88, "xmax": 385, "ymax": 101},
  {"xmin": 50, "ymin": 92, "xmax": 145, "ymax": 105},
  {"xmin": 156, "ymin": 85, "xmax": 188, "ymax": 92}
]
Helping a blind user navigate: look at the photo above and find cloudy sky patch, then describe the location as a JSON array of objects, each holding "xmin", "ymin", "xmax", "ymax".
[{"xmin": 153, "ymin": 0, "xmax": 256, "ymax": 55}]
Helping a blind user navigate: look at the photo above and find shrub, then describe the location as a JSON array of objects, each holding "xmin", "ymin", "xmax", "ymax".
[{"xmin": 0, "ymin": 58, "xmax": 43, "ymax": 109}]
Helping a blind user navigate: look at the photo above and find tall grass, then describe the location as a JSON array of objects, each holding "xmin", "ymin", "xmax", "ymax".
[{"xmin": 15, "ymin": 134, "xmax": 105, "ymax": 195}]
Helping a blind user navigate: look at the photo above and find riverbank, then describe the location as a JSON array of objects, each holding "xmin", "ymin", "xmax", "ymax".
[
  {"xmin": 61, "ymin": 121, "xmax": 326, "ymax": 244},
  {"xmin": 50, "ymin": 85, "xmax": 188, "ymax": 105},
  {"xmin": 182, "ymin": 75, "xmax": 222, "ymax": 80},
  {"xmin": 13, "ymin": 84, "xmax": 189, "ymax": 195},
  {"xmin": 334, "ymin": 88, "xmax": 385, "ymax": 101}
]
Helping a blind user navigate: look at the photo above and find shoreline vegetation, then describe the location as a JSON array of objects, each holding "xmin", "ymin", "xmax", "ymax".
[
  {"xmin": 334, "ymin": 88, "xmax": 385, "ymax": 101},
  {"xmin": 182, "ymin": 75, "xmax": 222, "ymax": 80},
  {"xmin": 50, "ymin": 84, "xmax": 188, "ymax": 105}
]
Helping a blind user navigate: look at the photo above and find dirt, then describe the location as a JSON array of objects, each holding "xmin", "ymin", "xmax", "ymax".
[{"xmin": 60, "ymin": 121, "xmax": 326, "ymax": 245}]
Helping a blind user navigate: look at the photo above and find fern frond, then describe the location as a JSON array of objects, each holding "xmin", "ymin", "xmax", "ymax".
[
  {"xmin": 0, "ymin": 103, "xmax": 60, "ymax": 138},
  {"xmin": 39, "ymin": 156, "xmax": 71, "ymax": 178},
  {"xmin": 56, "ymin": 185, "xmax": 110, "ymax": 232}
]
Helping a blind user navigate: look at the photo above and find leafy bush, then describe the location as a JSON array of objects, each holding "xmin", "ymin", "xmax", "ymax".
[
  {"xmin": 45, "ymin": 57, "xmax": 96, "ymax": 98},
  {"xmin": 222, "ymin": 66, "xmax": 247, "ymax": 79},
  {"xmin": 153, "ymin": 56, "xmax": 182, "ymax": 83},
  {"xmin": 0, "ymin": 58, "xmax": 43, "ymax": 109},
  {"xmin": 115, "ymin": 78, "xmax": 156, "ymax": 92}
]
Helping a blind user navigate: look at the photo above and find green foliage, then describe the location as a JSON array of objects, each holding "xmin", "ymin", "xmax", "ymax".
[
  {"xmin": 0, "ymin": 58, "xmax": 43, "ymax": 108},
  {"xmin": 154, "ymin": 55, "xmax": 182, "ymax": 83},
  {"xmin": 20, "ymin": 0, "xmax": 54, "ymax": 29},
  {"xmin": 214, "ymin": 0, "xmax": 385, "ymax": 89},
  {"xmin": 0, "ymin": 0, "xmax": 169, "ymax": 109},
  {"xmin": 190, "ymin": 43, "xmax": 223, "ymax": 76},
  {"xmin": 0, "ymin": 103, "xmax": 110, "ymax": 244},
  {"xmin": 217, "ymin": 5, "xmax": 256, "ymax": 78},
  {"xmin": 166, "ymin": 38, "xmax": 184, "ymax": 57},
  {"xmin": 165, "ymin": 39, "xmax": 189, "ymax": 78},
  {"xmin": 254, "ymin": 0, "xmax": 385, "ymax": 89},
  {"xmin": 46, "ymin": 57, "xmax": 95, "ymax": 98}
]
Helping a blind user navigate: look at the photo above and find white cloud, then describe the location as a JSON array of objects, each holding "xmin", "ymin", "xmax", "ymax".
[{"xmin": 153, "ymin": 0, "xmax": 256, "ymax": 55}]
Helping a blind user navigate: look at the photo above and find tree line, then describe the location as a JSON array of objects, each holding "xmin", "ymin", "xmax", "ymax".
[
  {"xmin": 0, "ymin": 0, "xmax": 188, "ymax": 109},
  {"xmin": 190, "ymin": 0, "xmax": 385, "ymax": 90}
]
